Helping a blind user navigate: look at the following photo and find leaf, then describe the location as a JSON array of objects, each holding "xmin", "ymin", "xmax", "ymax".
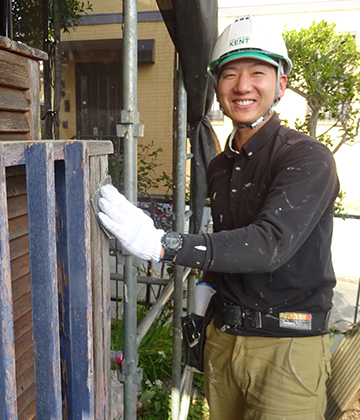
[
  {"xmin": 154, "ymin": 400, "xmax": 161, "ymax": 412},
  {"xmin": 139, "ymin": 390, "xmax": 156, "ymax": 403}
]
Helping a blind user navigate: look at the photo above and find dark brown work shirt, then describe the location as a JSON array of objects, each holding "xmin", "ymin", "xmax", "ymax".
[{"xmin": 176, "ymin": 113, "xmax": 339, "ymax": 334}]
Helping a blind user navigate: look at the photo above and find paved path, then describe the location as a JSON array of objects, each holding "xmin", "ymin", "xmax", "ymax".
[{"xmin": 330, "ymin": 217, "xmax": 360, "ymax": 352}]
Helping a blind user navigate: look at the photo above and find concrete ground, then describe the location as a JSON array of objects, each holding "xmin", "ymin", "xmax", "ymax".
[{"xmin": 329, "ymin": 217, "xmax": 360, "ymax": 353}]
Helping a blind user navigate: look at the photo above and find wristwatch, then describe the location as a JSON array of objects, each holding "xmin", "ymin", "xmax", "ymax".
[{"xmin": 161, "ymin": 232, "xmax": 183, "ymax": 263}]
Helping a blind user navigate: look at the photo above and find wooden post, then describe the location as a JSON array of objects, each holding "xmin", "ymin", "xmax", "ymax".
[
  {"xmin": 0, "ymin": 143, "xmax": 17, "ymax": 419},
  {"xmin": 26, "ymin": 142, "xmax": 62, "ymax": 419},
  {"xmin": 58, "ymin": 141, "xmax": 94, "ymax": 417},
  {"xmin": 90, "ymin": 155, "xmax": 111, "ymax": 419}
]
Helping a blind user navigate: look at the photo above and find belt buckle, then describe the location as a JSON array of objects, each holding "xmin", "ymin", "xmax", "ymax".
[
  {"xmin": 255, "ymin": 311, "xmax": 262, "ymax": 328},
  {"xmin": 223, "ymin": 303, "xmax": 244, "ymax": 329}
]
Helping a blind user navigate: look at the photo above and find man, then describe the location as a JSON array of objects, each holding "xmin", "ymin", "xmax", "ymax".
[{"xmin": 99, "ymin": 15, "xmax": 339, "ymax": 419}]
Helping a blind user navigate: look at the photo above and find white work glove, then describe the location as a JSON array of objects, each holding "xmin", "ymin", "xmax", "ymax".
[{"xmin": 98, "ymin": 184, "xmax": 164, "ymax": 262}]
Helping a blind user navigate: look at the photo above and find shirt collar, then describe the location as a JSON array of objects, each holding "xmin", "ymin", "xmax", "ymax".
[{"xmin": 224, "ymin": 113, "xmax": 281, "ymax": 159}]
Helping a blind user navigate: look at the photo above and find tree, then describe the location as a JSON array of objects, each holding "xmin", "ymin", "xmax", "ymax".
[
  {"xmin": 12, "ymin": 0, "xmax": 92, "ymax": 139},
  {"xmin": 283, "ymin": 21, "xmax": 360, "ymax": 154}
]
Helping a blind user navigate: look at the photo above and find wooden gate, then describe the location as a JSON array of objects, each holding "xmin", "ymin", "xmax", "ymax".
[{"xmin": 0, "ymin": 140, "xmax": 113, "ymax": 419}]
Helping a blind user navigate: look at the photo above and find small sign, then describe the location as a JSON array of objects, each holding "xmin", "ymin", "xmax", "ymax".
[{"xmin": 279, "ymin": 312, "xmax": 312, "ymax": 330}]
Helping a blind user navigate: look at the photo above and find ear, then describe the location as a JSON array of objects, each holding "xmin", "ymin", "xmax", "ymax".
[
  {"xmin": 278, "ymin": 74, "xmax": 287, "ymax": 99},
  {"xmin": 214, "ymin": 83, "xmax": 220, "ymax": 103}
]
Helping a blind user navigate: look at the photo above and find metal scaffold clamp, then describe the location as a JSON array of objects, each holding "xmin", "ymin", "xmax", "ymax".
[
  {"xmin": 117, "ymin": 357, "xmax": 143, "ymax": 385},
  {"xmin": 116, "ymin": 110, "xmax": 145, "ymax": 139}
]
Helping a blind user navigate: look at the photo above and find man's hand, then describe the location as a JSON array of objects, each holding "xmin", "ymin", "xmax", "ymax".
[{"xmin": 98, "ymin": 184, "xmax": 164, "ymax": 262}]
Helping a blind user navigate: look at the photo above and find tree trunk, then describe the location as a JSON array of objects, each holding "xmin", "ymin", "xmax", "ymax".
[
  {"xmin": 307, "ymin": 107, "xmax": 320, "ymax": 139},
  {"xmin": 42, "ymin": 0, "xmax": 53, "ymax": 140},
  {"xmin": 53, "ymin": 0, "xmax": 62, "ymax": 139}
]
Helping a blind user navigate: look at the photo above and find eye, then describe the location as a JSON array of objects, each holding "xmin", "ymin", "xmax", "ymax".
[{"xmin": 222, "ymin": 72, "xmax": 236, "ymax": 79}]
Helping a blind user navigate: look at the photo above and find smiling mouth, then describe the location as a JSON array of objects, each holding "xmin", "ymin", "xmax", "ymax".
[{"xmin": 234, "ymin": 100, "xmax": 255, "ymax": 106}]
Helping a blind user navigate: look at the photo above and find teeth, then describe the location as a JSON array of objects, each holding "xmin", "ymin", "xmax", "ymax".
[{"xmin": 235, "ymin": 100, "xmax": 254, "ymax": 105}]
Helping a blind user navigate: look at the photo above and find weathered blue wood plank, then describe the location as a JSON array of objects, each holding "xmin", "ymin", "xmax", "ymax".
[
  {"xmin": 57, "ymin": 141, "xmax": 94, "ymax": 419},
  {"xmin": 25, "ymin": 142, "xmax": 62, "ymax": 420},
  {"xmin": 2, "ymin": 140, "xmax": 113, "ymax": 168},
  {"xmin": 0, "ymin": 145, "xmax": 18, "ymax": 419}
]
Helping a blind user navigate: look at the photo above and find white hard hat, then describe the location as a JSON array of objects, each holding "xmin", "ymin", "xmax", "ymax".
[{"xmin": 209, "ymin": 14, "xmax": 292, "ymax": 76}]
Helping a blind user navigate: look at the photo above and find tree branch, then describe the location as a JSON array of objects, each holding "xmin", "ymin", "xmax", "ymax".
[{"xmin": 287, "ymin": 85, "xmax": 310, "ymax": 101}]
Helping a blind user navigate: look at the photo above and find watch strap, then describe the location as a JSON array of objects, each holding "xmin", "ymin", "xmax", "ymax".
[
  {"xmin": 163, "ymin": 248, "xmax": 177, "ymax": 263},
  {"xmin": 161, "ymin": 232, "xmax": 183, "ymax": 263}
]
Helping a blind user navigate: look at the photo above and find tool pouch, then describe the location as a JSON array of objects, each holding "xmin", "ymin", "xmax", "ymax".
[{"xmin": 181, "ymin": 294, "xmax": 216, "ymax": 373}]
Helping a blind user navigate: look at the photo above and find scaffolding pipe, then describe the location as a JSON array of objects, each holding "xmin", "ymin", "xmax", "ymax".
[
  {"xmin": 179, "ymin": 366, "xmax": 194, "ymax": 420},
  {"xmin": 355, "ymin": 277, "xmax": 360, "ymax": 324},
  {"xmin": 171, "ymin": 64, "xmax": 188, "ymax": 420},
  {"xmin": 110, "ymin": 272, "xmax": 170, "ymax": 286},
  {"xmin": 187, "ymin": 272, "xmax": 197, "ymax": 315},
  {"xmin": 137, "ymin": 267, "xmax": 191, "ymax": 348},
  {"xmin": 122, "ymin": 0, "xmax": 141, "ymax": 418},
  {"xmin": 0, "ymin": 0, "xmax": 12, "ymax": 38}
]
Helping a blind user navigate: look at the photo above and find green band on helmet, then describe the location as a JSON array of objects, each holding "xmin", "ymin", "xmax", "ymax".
[{"xmin": 209, "ymin": 50, "xmax": 284, "ymax": 73}]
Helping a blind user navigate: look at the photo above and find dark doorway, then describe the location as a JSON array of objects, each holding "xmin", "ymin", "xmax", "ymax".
[{"xmin": 75, "ymin": 62, "xmax": 123, "ymax": 140}]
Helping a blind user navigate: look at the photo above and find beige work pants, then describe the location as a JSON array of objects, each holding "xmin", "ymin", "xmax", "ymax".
[{"xmin": 204, "ymin": 320, "xmax": 331, "ymax": 420}]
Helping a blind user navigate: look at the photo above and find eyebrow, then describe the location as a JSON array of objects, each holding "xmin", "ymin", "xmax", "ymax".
[{"xmin": 222, "ymin": 62, "xmax": 270, "ymax": 72}]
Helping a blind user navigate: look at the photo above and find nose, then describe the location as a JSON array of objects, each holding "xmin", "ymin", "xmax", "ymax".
[{"xmin": 233, "ymin": 73, "xmax": 252, "ymax": 94}]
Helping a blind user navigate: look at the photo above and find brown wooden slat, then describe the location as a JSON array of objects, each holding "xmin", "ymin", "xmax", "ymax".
[
  {"xmin": 6, "ymin": 165, "xmax": 26, "ymax": 177},
  {"xmin": 0, "ymin": 133, "xmax": 31, "ymax": 141},
  {"xmin": 0, "ymin": 34, "xmax": 47, "ymax": 61},
  {"xmin": 17, "ymin": 382, "xmax": 35, "ymax": 417},
  {"xmin": 14, "ymin": 310, "xmax": 32, "ymax": 342},
  {"xmin": 90, "ymin": 155, "xmax": 112, "ymax": 418},
  {"xmin": 0, "ymin": 111, "xmax": 30, "ymax": 133},
  {"xmin": 7, "ymin": 194, "xmax": 27, "ymax": 218},
  {"xmin": 0, "ymin": 87, "xmax": 29, "ymax": 111},
  {"xmin": 7, "ymin": 174, "xmax": 27, "ymax": 198},
  {"xmin": 9, "ymin": 217, "xmax": 28, "ymax": 241},
  {"xmin": 0, "ymin": 49, "xmax": 30, "ymax": 89},
  {"xmin": 18, "ymin": 398, "xmax": 36, "ymax": 420},
  {"xmin": 12, "ymin": 273, "xmax": 31, "ymax": 302},
  {"xmin": 16, "ymin": 364, "xmax": 34, "ymax": 398},
  {"xmin": 15, "ymin": 329, "xmax": 33, "ymax": 362},
  {"xmin": 9, "ymin": 235, "xmax": 29, "ymax": 268},
  {"xmin": 13, "ymin": 292, "xmax": 32, "ymax": 323},
  {"xmin": 10, "ymin": 253, "xmax": 30, "ymax": 281},
  {"xmin": 15, "ymin": 345, "xmax": 34, "ymax": 379}
]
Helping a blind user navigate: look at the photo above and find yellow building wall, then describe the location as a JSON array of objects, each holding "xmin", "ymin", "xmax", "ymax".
[{"xmin": 59, "ymin": 0, "xmax": 175, "ymax": 194}]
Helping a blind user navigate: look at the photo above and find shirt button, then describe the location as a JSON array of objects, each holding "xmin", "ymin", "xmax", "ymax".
[
  {"xmin": 235, "ymin": 166, "xmax": 241, "ymax": 171},
  {"xmin": 248, "ymin": 151, "xmax": 253, "ymax": 156},
  {"xmin": 232, "ymin": 188, "xmax": 237, "ymax": 193}
]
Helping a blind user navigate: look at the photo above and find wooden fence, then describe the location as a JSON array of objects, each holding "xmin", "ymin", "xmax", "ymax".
[{"xmin": 0, "ymin": 140, "xmax": 113, "ymax": 419}]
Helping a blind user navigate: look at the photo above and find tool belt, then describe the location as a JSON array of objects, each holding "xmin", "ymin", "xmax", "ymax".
[
  {"xmin": 181, "ymin": 294, "xmax": 216, "ymax": 373},
  {"xmin": 213, "ymin": 295, "xmax": 330, "ymax": 335}
]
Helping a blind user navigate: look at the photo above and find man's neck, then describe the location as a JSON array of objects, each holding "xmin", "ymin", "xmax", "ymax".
[
  {"xmin": 233, "ymin": 127, "xmax": 257, "ymax": 150},
  {"xmin": 232, "ymin": 112, "xmax": 274, "ymax": 151}
]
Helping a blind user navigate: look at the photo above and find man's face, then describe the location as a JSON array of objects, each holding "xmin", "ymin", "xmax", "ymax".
[{"xmin": 216, "ymin": 58, "xmax": 287, "ymax": 127}]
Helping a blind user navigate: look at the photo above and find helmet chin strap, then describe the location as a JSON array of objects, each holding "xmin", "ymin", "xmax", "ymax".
[{"xmin": 226, "ymin": 62, "xmax": 283, "ymax": 130}]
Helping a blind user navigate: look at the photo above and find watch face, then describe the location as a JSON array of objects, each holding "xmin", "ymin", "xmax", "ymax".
[{"xmin": 165, "ymin": 232, "xmax": 182, "ymax": 250}]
